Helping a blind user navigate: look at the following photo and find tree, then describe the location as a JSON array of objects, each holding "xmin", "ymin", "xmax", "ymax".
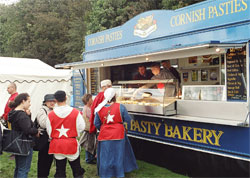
[
  {"xmin": 86, "ymin": 0, "xmax": 162, "ymax": 35},
  {"xmin": 161, "ymin": 0, "xmax": 205, "ymax": 10},
  {"xmin": 63, "ymin": 0, "xmax": 91, "ymax": 62},
  {"xmin": 0, "ymin": 0, "xmax": 205, "ymax": 66},
  {"xmin": 0, "ymin": 0, "xmax": 91, "ymax": 66}
]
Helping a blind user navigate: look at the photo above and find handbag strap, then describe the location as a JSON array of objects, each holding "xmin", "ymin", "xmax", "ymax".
[{"xmin": 35, "ymin": 108, "xmax": 48, "ymax": 129}]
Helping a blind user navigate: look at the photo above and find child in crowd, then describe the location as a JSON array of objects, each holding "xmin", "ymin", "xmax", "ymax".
[{"xmin": 79, "ymin": 94, "xmax": 96, "ymax": 164}]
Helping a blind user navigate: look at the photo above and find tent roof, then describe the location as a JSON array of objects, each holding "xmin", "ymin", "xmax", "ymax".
[{"xmin": 0, "ymin": 57, "xmax": 71, "ymax": 83}]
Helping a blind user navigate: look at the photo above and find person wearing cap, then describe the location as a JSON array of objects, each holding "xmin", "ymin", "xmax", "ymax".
[
  {"xmin": 94, "ymin": 88, "xmax": 138, "ymax": 178},
  {"xmin": 35, "ymin": 94, "xmax": 55, "ymax": 178},
  {"xmin": 46, "ymin": 90, "xmax": 85, "ymax": 178},
  {"xmin": 89, "ymin": 79, "xmax": 112, "ymax": 134}
]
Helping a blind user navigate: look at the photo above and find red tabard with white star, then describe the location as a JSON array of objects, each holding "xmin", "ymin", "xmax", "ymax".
[
  {"xmin": 97, "ymin": 103, "xmax": 125, "ymax": 141},
  {"xmin": 48, "ymin": 108, "xmax": 79, "ymax": 155}
]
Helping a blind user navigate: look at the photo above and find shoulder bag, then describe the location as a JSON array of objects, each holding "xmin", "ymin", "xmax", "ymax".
[
  {"xmin": 33, "ymin": 108, "xmax": 49, "ymax": 151},
  {"xmin": 2, "ymin": 129, "xmax": 32, "ymax": 156}
]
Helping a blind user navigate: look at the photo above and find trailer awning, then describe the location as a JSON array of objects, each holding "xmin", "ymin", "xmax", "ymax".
[{"xmin": 55, "ymin": 43, "xmax": 246, "ymax": 70}]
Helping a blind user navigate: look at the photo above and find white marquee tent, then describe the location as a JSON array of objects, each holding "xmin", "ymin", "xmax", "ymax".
[{"xmin": 0, "ymin": 57, "xmax": 72, "ymax": 120}]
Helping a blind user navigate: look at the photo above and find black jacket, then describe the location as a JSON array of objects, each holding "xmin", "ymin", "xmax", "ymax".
[{"xmin": 8, "ymin": 110, "xmax": 38, "ymax": 137}]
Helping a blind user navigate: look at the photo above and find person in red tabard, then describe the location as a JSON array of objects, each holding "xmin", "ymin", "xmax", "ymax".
[
  {"xmin": 89, "ymin": 79, "xmax": 112, "ymax": 134},
  {"xmin": 94, "ymin": 88, "xmax": 138, "ymax": 177},
  {"xmin": 46, "ymin": 90, "xmax": 85, "ymax": 178},
  {"xmin": 1, "ymin": 83, "xmax": 18, "ymax": 128}
]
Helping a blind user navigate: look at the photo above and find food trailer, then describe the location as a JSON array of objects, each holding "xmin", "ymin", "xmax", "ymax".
[{"xmin": 56, "ymin": 0, "xmax": 250, "ymax": 176}]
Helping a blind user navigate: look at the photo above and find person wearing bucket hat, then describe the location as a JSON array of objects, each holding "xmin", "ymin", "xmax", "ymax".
[
  {"xmin": 43, "ymin": 94, "xmax": 55, "ymax": 103},
  {"xmin": 94, "ymin": 88, "xmax": 138, "ymax": 178},
  {"xmin": 35, "ymin": 94, "xmax": 55, "ymax": 178}
]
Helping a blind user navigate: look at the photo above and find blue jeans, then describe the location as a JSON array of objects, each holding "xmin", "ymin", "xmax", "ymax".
[
  {"xmin": 85, "ymin": 151, "xmax": 95, "ymax": 163},
  {"xmin": 14, "ymin": 148, "xmax": 33, "ymax": 178}
]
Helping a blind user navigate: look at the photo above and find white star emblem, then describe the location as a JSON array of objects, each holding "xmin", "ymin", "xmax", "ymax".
[
  {"xmin": 56, "ymin": 125, "xmax": 70, "ymax": 138},
  {"xmin": 106, "ymin": 114, "xmax": 115, "ymax": 123}
]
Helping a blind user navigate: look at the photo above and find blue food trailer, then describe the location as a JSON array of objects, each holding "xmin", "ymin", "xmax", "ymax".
[{"xmin": 56, "ymin": 0, "xmax": 250, "ymax": 176}]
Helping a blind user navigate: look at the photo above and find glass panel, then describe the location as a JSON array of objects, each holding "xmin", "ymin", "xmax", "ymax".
[
  {"xmin": 117, "ymin": 88, "xmax": 164, "ymax": 106},
  {"xmin": 182, "ymin": 85, "xmax": 225, "ymax": 101},
  {"xmin": 113, "ymin": 79, "xmax": 178, "ymax": 115}
]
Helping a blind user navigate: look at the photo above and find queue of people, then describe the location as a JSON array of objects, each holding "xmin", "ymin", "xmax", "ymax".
[
  {"xmin": 0, "ymin": 61, "xmax": 180, "ymax": 177},
  {"xmin": 0, "ymin": 79, "xmax": 139, "ymax": 178}
]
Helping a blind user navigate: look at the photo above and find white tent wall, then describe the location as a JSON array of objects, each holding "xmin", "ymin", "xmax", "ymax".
[
  {"xmin": 0, "ymin": 57, "xmax": 72, "ymax": 121},
  {"xmin": 0, "ymin": 81, "xmax": 72, "ymax": 120}
]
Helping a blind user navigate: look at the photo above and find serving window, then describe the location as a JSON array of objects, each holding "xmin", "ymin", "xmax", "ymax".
[
  {"xmin": 82, "ymin": 44, "xmax": 248, "ymax": 126},
  {"xmin": 176, "ymin": 46, "xmax": 248, "ymax": 126}
]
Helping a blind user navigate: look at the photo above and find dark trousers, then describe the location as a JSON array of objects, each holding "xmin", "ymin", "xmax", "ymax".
[
  {"xmin": 55, "ymin": 156, "xmax": 85, "ymax": 178},
  {"xmin": 37, "ymin": 143, "xmax": 53, "ymax": 178}
]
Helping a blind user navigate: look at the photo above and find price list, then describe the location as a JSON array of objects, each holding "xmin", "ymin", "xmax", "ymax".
[
  {"xmin": 226, "ymin": 48, "xmax": 246, "ymax": 101},
  {"xmin": 90, "ymin": 68, "xmax": 99, "ymax": 95},
  {"xmin": 72, "ymin": 70, "xmax": 85, "ymax": 108}
]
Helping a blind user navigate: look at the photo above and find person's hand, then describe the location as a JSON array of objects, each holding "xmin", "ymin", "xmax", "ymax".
[
  {"xmin": 0, "ymin": 118, "xmax": 8, "ymax": 128},
  {"xmin": 36, "ymin": 130, "xmax": 40, "ymax": 137},
  {"xmin": 25, "ymin": 109, "xmax": 31, "ymax": 116},
  {"xmin": 132, "ymin": 87, "xmax": 143, "ymax": 100}
]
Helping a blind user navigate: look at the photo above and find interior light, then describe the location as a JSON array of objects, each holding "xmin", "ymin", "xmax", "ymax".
[
  {"xmin": 215, "ymin": 48, "xmax": 221, "ymax": 52},
  {"xmin": 63, "ymin": 66, "xmax": 70, "ymax": 69},
  {"xmin": 101, "ymin": 63, "xmax": 104, "ymax": 66},
  {"xmin": 146, "ymin": 57, "xmax": 149, "ymax": 61}
]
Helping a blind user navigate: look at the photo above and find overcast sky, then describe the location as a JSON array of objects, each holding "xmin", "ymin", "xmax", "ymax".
[{"xmin": 0, "ymin": 0, "xmax": 19, "ymax": 5}]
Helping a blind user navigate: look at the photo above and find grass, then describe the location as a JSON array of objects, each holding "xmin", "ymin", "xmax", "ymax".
[{"xmin": 0, "ymin": 150, "xmax": 188, "ymax": 178}]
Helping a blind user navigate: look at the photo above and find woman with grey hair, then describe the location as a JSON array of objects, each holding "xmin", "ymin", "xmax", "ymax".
[{"xmin": 35, "ymin": 94, "xmax": 55, "ymax": 178}]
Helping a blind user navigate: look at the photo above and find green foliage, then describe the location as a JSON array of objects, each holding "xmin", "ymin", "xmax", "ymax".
[
  {"xmin": 86, "ymin": 0, "xmax": 162, "ymax": 35},
  {"xmin": 86, "ymin": 0, "xmax": 205, "ymax": 36},
  {"xmin": 0, "ymin": 0, "xmax": 205, "ymax": 66},
  {"xmin": 0, "ymin": 0, "xmax": 90, "ymax": 66},
  {"xmin": 161, "ymin": 0, "xmax": 205, "ymax": 10}
]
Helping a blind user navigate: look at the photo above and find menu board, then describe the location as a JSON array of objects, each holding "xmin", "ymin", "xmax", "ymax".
[
  {"xmin": 72, "ymin": 70, "xmax": 85, "ymax": 108},
  {"xmin": 226, "ymin": 48, "xmax": 246, "ymax": 101},
  {"xmin": 90, "ymin": 68, "xmax": 99, "ymax": 95}
]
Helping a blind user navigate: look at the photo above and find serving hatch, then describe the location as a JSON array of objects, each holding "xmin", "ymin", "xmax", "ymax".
[{"xmin": 113, "ymin": 80, "xmax": 178, "ymax": 115}]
